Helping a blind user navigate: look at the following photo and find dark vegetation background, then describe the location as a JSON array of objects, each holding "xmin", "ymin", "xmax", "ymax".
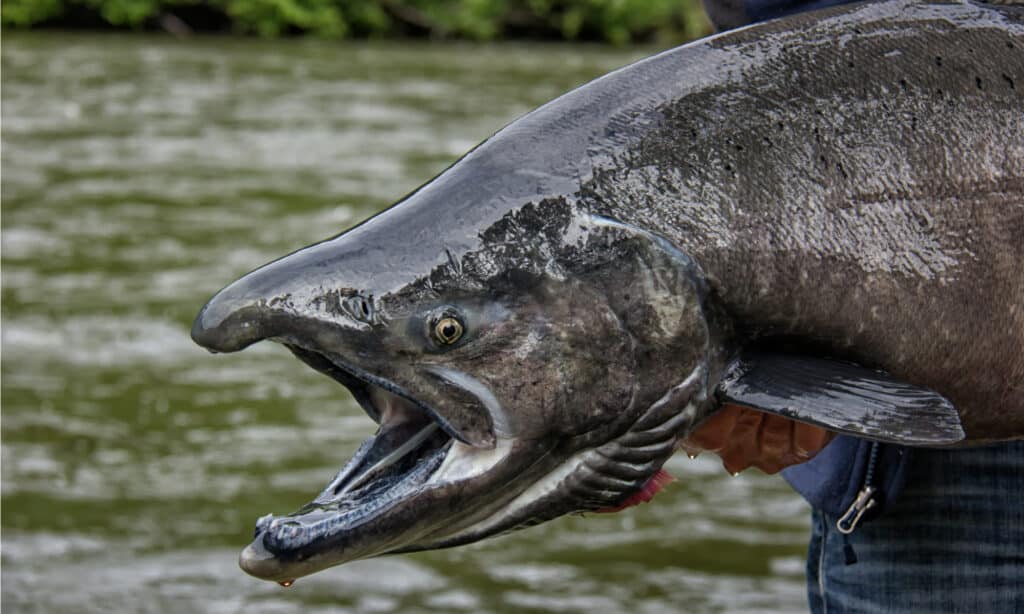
[{"xmin": 1, "ymin": 0, "xmax": 711, "ymax": 44}]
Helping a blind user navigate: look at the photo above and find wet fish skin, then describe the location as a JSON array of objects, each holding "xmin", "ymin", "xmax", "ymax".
[
  {"xmin": 594, "ymin": 0, "xmax": 1024, "ymax": 440},
  {"xmin": 192, "ymin": 0, "xmax": 1024, "ymax": 582}
]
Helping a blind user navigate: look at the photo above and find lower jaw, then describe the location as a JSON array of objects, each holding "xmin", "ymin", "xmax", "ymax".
[{"xmin": 240, "ymin": 441, "xmax": 451, "ymax": 581}]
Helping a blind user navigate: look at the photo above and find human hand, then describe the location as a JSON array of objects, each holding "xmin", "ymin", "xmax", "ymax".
[{"xmin": 681, "ymin": 404, "xmax": 835, "ymax": 475}]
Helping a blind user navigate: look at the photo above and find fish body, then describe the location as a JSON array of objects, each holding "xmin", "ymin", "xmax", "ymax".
[{"xmin": 192, "ymin": 0, "xmax": 1024, "ymax": 583}]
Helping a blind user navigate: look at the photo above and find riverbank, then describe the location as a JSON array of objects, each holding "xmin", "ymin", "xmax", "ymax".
[{"xmin": 2, "ymin": 0, "xmax": 711, "ymax": 44}]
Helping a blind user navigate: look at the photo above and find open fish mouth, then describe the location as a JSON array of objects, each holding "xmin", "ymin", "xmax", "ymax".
[{"xmin": 238, "ymin": 345, "xmax": 456, "ymax": 582}]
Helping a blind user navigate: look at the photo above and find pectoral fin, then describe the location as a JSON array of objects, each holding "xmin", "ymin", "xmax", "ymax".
[{"xmin": 715, "ymin": 351, "xmax": 965, "ymax": 445}]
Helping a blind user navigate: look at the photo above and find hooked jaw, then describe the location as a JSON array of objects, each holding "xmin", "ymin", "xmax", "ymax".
[
  {"xmin": 237, "ymin": 382, "xmax": 455, "ymax": 582},
  {"xmin": 190, "ymin": 219, "xmax": 695, "ymax": 582},
  {"xmin": 193, "ymin": 280, "xmax": 683, "ymax": 583},
  {"xmin": 191, "ymin": 259, "xmax": 510, "ymax": 581}
]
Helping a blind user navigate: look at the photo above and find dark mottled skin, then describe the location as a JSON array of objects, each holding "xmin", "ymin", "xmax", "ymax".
[
  {"xmin": 581, "ymin": 0, "xmax": 1024, "ymax": 440},
  {"xmin": 192, "ymin": 0, "xmax": 1023, "ymax": 581},
  {"xmin": 201, "ymin": 0, "xmax": 1021, "ymax": 440}
]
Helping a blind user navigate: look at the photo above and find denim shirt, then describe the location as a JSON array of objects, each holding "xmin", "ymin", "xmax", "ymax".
[
  {"xmin": 782, "ymin": 436, "xmax": 912, "ymax": 523},
  {"xmin": 701, "ymin": 0, "xmax": 855, "ymax": 30}
]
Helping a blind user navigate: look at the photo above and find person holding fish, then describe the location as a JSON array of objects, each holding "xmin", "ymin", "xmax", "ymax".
[
  {"xmin": 685, "ymin": 1, "xmax": 1024, "ymax": 612},
  {"xmin": 193, "ymin": 0, "xmax": 1023, "ymax": 610}
]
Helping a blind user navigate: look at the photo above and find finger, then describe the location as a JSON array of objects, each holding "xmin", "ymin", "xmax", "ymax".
[
  {"xmin": 720, "ymin": 409, "xmax": 763, "ymax": 474},
  {"xmin": 754, "ymin": 415, "xmax": 795, "ymax": 474},
  {"xmin": 758, "ymin": 414, "xmax": 793, "ymax": 460},
  {"xmin": 721, "ymin": 450, "xmax": 750, "ymax": 475},
  {"xmin": 687, "ymin": 406, "xmax": 741, "ymax": 452},
  {"xmin": 793, "ymin": 422, "xmax": 834, "ymax": 459},
  {"xmin": 753, "ymin": 457, "xmax": 786, "ymax": 475},
  {"xmin": 679, "ymin": 442, "xmax": 703, "ymax": 458}
]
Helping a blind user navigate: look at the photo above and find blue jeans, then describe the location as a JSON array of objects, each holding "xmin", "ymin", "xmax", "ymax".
[{"xmin": 806, "ymin": 442, "xmax": 1024, "ymax": 613}]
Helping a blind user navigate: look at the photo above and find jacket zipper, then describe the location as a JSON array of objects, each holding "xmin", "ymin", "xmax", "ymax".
[{"xmin": 836, "ymin": 441, "xmax": 879, "ymax": 535}]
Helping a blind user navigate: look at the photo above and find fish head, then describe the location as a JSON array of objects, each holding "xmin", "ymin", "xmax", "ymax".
[{"xmin": 191, "ymin": 200, "xmax": 716, "ymax": 583}]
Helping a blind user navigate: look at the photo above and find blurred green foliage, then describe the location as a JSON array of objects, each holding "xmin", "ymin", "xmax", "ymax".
[{"xmin": 1, "ymin": 0, "xmax": 710, "ymax": 43}]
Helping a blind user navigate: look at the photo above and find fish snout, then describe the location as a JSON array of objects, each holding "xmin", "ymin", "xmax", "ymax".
[
  {"xmin": 191, "ymin": 280, "xmax": 361, "ymax": 354},
  {"xmin": 238, "ymin": 529, "xmax": 303, "ymax": 583},
  {"xmin": 190, "ymin": 277, "xmax": 283, "ymax": 353},
  {"xmin": 191, "ymin": 243, "xmax": 361, "ymax": 353}
]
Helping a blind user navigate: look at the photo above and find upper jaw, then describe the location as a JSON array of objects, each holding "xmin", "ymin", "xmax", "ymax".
[{"xmin": 286, "ymin": 344, "xmax": 496, "ymax": 448}]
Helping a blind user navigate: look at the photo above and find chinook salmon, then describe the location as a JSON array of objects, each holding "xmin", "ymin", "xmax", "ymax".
[{"xmin": 191, "ymin": 0, "xmax": 1024, "ymax": 584}]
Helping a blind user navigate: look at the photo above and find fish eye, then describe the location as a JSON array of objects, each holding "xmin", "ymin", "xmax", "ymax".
[{"xmin": 433, "ymin": 316, "xmax": 464, "ymax": 345}]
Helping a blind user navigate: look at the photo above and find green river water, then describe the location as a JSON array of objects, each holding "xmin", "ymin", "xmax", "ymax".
[{"xmin": 2, "ymin": 32, "xmax": 811, "ymax": 613}]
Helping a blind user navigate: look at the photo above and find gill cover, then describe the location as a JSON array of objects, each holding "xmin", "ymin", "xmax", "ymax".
[{"xmin": 446, "ymin": 201, "xmax": 719, "ymax": 438}]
